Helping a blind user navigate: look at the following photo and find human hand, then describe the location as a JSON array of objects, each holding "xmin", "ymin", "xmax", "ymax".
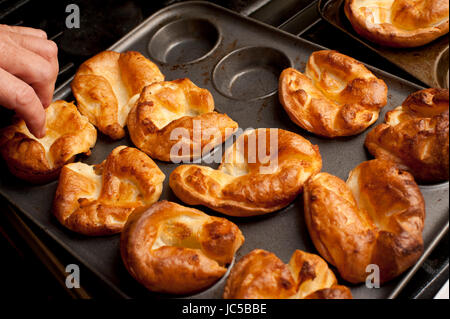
[{"xmin": 0, "ymin": 24, "xmax": 59, "ymax": 138}]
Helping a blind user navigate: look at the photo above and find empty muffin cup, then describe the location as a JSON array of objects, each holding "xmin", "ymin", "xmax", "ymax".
[
  {"xmin": 435, "ymin": 47, "xmax": 449, "ymax": 89},
  {"xmin": 148, "ymin": 18, "xmax": 221, "ymax": 64},
  {"xmin": 213, "ymin": 46, "xmax": 291, "ymax": 101}
]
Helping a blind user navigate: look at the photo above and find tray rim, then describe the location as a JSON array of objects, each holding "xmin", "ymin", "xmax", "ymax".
[{"xmin": 1, "ymin": 0, "xmax": 448, "ymax": 300}]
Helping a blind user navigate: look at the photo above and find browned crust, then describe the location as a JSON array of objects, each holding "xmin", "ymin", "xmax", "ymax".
[
  {"xmin": 279, "ymin": 51, "xmax": 387, "ymax": 137},
  {"xmin": 223, "ymin": 249, "xmax": 352, "ymax": 299},
  {"xmin": 303, "ymin": 159, "xmax": 425, "ymax": 284},
  {"xmin": 365, "ymin": 88, "xmax": 449, "ymax": 182},
  {"xmin": 53, "ymin": 146, "xmax": 165, "ymax": 236},
  {"xmin": 169, "ymin": 129, "xmax": 322, "ymax": 217},
  {"xmin": 403, "ymin": 87, "xmax": 449, "ymax": 115},
  {"xmin": 345, "ymin": 0, "xmax": 449, "ymax": 48},
  {"xmin": 223, "ymin": 249, "xmax": 297, "ymax": 299},
  {"xmin": 71, "ymin": 51, "xmax": 164, "ymax": 139},
  {"xmin": 120, "ymin": 201, "xmax": 244, "ymax": 295},
  {"xmin": 118, "ymin": 51, "xmax": 165, "ymax": 96},
  {"xmin": 304, "ymin": 286, "xmax": 353, "ymax": 299},
  {"xmin": 127, "ymin": 78, "xmax": 238, "ymax": 162},
  {"xmin": 0, "ymin": 101, "xmax": 97, "ymax": 183}
]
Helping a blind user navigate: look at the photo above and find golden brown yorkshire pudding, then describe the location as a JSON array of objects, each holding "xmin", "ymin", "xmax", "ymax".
[
  {"xmin": 72, "ymin": 51, "xmax": 164, "ymax": 139},
  {"xmin": 223, "ymin": 249, "xmax": 352, "ymax": 299},
  {"xmin": 120, "ymin": 201, "xmax": 244, "ymax": 295},
  {"xmin": 169, "ymin": 128, "xmax": 322, "ymax": 217},
  {"xmin": 365, "ymin": 88, "xmax": 449, "ymax": 182},
  {"xmin": 0, "ymin": 100, "xmax": 97, "ymax": 183},
  {"xmin": 304, "ymin": 159, "xmax": 425, "ymax": 284},
  {"xmin": 279, "ymin": 50, "xmax": 387, "ymax": 137},
  {"xmin": 53, "ymin": 146, "xmax": 165, "ymax": 236},
  {"xmin": 127, "ymin": 78, "xmax": 238, "ymax": 162},
  {"xmin": 345, "ymin": 0, "xmax": 449, "ymax": 48}
]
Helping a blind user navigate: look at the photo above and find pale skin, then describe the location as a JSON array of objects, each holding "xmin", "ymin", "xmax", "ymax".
[{"xmin": 0, "ymin": 24, "xmax": 59, "ymax": 138}]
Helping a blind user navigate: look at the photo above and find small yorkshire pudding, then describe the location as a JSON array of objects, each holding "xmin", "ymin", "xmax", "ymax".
[
  {"xmin": 53, "ymin": 146, "xmax": 165, "ymax": 236},
  {"xmin": 0, "ymin": 100, "xmax": 97, "ymax": 183},
  {"xmin": 223, "ymin": 249, "xmax": 352, "ymax": 299},
  {"xmin": 279, "ymin": 50, "xmax": 387, "ymax": 137},
  {"xmin": 345, "ymin": 0, "xmax": 449, "ymax": 48},
  {"xmin": 72, "ymin": 51, "xmax": 164, "ymax": 139},
  {"xmin": 169, "ymin": 128, "xmax": 322, "ymax": 217},
  {"xmin": 365, "ymin": 88, "xmax": 449, "ymax": 182},
  {"xmin": 120, "ymin": 201, "xmax": 244, "ymax": 295},
  {"xmin": 127, "ymin": 78, "xmax": 238, "ymax": 162},
  {"xmin": 304, "ymin": 159, "xmax": 425, "ymax": 284}
]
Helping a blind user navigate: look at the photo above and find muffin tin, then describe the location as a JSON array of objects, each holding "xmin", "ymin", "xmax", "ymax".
[
  {"xmin": 319, "ymin": 0, "xmax": 450, "ymax": 89},
  {"xmin": 0, "ymin": 1, "xmax": 448, "ymax": 299}
]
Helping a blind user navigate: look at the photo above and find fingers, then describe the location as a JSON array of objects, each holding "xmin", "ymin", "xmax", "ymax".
[
  {"xmin": 0, "ymin": 67, "xmax": 46, "ymax": 138},
  {"xmin": 0, "ymin": 25, "xmax": 57, "ymax": 136},
  {"xmin": 0, "ymin": 24, "xmax": 47, "ymax": 39},
  {"xmin": 0, "ymin": 33, "xmax": 58, "ymax": 109},
  {"xmin": 10, "ymin": 32, "xmax": 58, "ymax": 66},
  {"xmin": 6, "ymin": 32, "xmax": 59, "ymax": 107}
]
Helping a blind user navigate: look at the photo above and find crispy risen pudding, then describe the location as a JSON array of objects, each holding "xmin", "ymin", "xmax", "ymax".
[
  {"xmin": 223, "ymin": 249, "xmax": 352, "ymax": 299},
  {"xmin": 345, "ymin": 0, "xmax": 449, "ymax": 48},
  {"xmin": 0, "ymin": 100, "xmax": 97, "ymax": 183},
  {"xmin": 53, "ymin": 146, "xmax": 165, "ymax": 236},
  {"xmin": 72, "ymin": 51, "xmax": 164, "ymax": 139},
  {"xmin": 169, "ymin": 128, "xmax": 322, "ymax": 217},
  {"xmin": 365, "ymin": 88, "xmax": 449, "ymax": 182},
  {"xmin": 120, "ymin": 201, "xmax": 244, "ymax": 295},
  {"xmin": 279, "ymin": 50, "xmax": 387, "ymax": 137},
  {"xmin": 304, "ymin": 159, "xmax": 425, "ymax": 284},
  {"xmin": 127, "ymin": 78, "xmax": 238, "ymax": 162}
]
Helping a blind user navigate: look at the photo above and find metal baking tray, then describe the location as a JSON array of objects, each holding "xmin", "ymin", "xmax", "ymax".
[
  {"xmin": 0, "ymin": 1, "xmax": 448, "ymax": 299},
  {"xmin": 318, "ymin": 0, "xmax": 449, "ymax": 89}
]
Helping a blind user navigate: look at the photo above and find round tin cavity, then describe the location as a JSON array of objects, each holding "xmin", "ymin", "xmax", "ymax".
[
  {"xmin": 148, "ymin": 18, "xmax": 220, "ymax": 64},
  {"xmin": 419, "ymin": 181, "xmax": 449, "ymax": 190},
  {"xmin": 435, "ymin": 47, "xmax": 449, "ymax": 89},
  {"xmin": 213, "ymin": 46, "xmax": 291, "ymax": 101}
]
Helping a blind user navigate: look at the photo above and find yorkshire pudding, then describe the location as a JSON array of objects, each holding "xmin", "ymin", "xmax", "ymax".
[
  {"xmin": 72, "ymin": 51, "xmax": 164, "ymax": 139},
  {"xmin": 279, "ymin": 50, "xmax": 387, "ymax": 137},
  {"xmin": 365, "ymin": 88, "xmax": 449, "ymax": 182},
  {"xmin": 127, "ymin": 78, "xmax": 238, "ymax": 162},
  {"xmin": 304, "ymin": 159, "xmax": 425, "ymax": 284},
  {"xmin": 345, "ymin": 0, "xmax": 449, "ymax": 48},
  {"xmin": 0, "ymin": 100, "xmax": 97, "ymax": 183},
  {"xmin": 223, "ymin": 249, "xmax": 352, "ymax": 299},
  {"xmin": 169, "ymin": 128, "xmax": 322, "ymax": 217},
  {"xmin": 53, "ymin": 146, "xmax": 165, "ymax": 236},
  {"xmin": 120, "ymin": 201, "xmax": 244, "ymax": 295}
]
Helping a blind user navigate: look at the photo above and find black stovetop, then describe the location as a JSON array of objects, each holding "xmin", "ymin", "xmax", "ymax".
[{"xmin": 0, "ymin": 0, "xmax": 448, "ymax": 299}]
